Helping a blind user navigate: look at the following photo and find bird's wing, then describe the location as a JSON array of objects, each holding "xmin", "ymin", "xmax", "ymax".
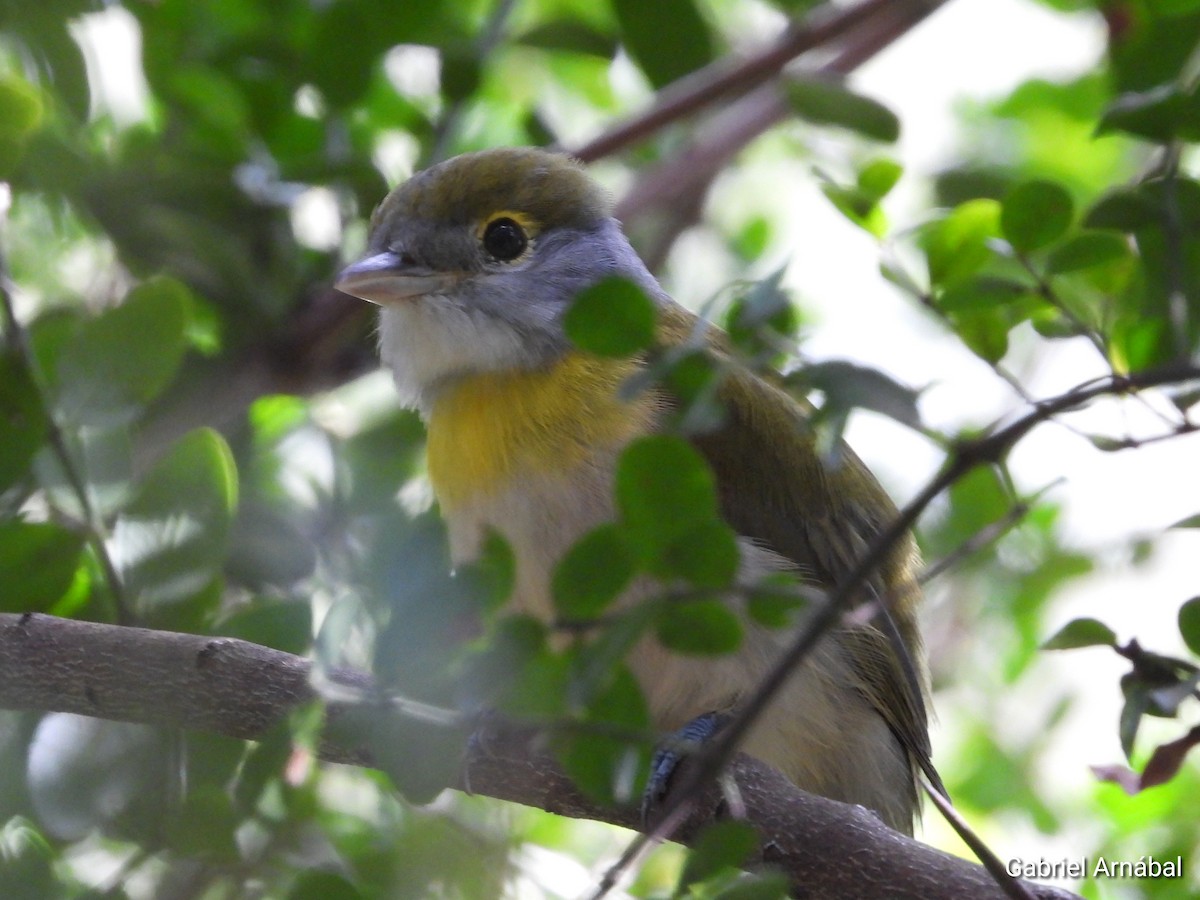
[{"xmin": 670, "ymin": 332, "xmax": 937, "ymax": 790}]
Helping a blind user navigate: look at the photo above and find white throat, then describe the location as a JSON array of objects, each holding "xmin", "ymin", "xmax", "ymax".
[{"xmin": 377, "ymin": 297, "xmax": 535, "ymax": 414}]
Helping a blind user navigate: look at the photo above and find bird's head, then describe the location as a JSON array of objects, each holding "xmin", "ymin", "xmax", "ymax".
[{"xmin": 336, "ymin": 147, "xmax": 661, "ymax": 411}]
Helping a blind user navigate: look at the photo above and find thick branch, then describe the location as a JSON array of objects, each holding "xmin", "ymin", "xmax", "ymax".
[{"xmin": 0, "ymin": 613, "xmax": 1077, "ymax": 899}]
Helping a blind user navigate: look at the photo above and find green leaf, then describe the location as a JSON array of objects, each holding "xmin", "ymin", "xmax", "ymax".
[
  {"xmin": 1001, "ymin": 180, "xmax": 1074, "ymax": 253},
  {"xmin": 288, "ymin": 872, "xmax": 361, "ymax": 900},
  {"xmin": 569, "ymin": 602, "xmax": 659, "ymax": 706},
  {"xmin": 785, "ymin": 77, "xmax": 900, "ymax": 142},
  {"xmin": 656, "ymin": 599, "xmax": 742, "ymax": 656},
  {"xmin": 0, "ymin": 522, "xmax": 86, "ymax": 613},
  {"xmin": 725, "ymin": 267, "xmax": 796, "ymax": 362},
  {"xmin": 342, "ymin": 410, "xmax": 426, "ymax": 513},
  {"xmin": 0, "ymin": 352, "xmax": 49, "ymax": 491},
  {"xmin": 440, "ymin": 47, "xmax": 482, "ymax": 104},
  {"xmin": 558, "ymin": 665, "xmax": 649, "ymax": 805},
  {"xmin": 660, "ymin": 520, "xmax": 740, "ymax": 588},
  {"xmin": 225, "ymin": 502, "xmax": 317, "ymax": 589},
  {"xmin": 1179, "ymin": 597, "xmax": 1200, "ymax": 657},
  {"xmin": 746, "ymin": 575, "xmax": 808, "ymax": 629},
  {"xmin": 518, "ymin": 20, "xmax": 617, "ymax": 58},
  {"xmin": 0, "ymin": 75, "xmax": 43, "ymax": 139},
  {"xmin": 165, "ymin": 786, "xmax": 239, "ymax": 860},
  {"xmin": 920, "ymin": 200, "xmax": 1002, "ymax": 289},
  {"xmin": 114, "ymin": 428, "xmax": 238, "ymax": 618},
  {"xmin": 462, "ymin": 616, "xmax": 567, "ymax": 717},
  {"xmin": 616, "ymin": 435, "xmax": 721, "ymax": 565},
  {"xmin": 57, "ymin": 276, "xmax": 190, "ymax": 425},
  {"xmin": 612, "ymin": 0, "xmax": 715, "ymax": 88},
  {"xmin": 677, "ymin": 820, "xmax": 760, "ymax": 892},
  {"xmin": 552, "ymin": 523, "xmax": 636, "ymax": 619},
  {"xmin": 791, "ymin": 360, "xmax": 922, "ymax": 430},
  {"xmin": 1045, "ymin": 232, "xmax": 1131, "ymax": 274},
  {"xmin": 1080, "ymin": 180, "xmax": 1200, "ymax": 233},
  {"xmin": 1097, "ymin": 84, "xmax": 1200, "ymax": 142},
  {"xmin": 1119, "ymin": 676, "xmax": 1149, "ymax": 759},
  {"xmin": 1085, "ymin": 191, "xmax": 1157, "ymax": 231},
  {"xmin": 709, "ymin": 872, "xmax": 791, "ymax": 899},
  {"xmin": 857, "ymin": 158, "xmax": 903, "ymax": 201},
  {"xmin": 217, "ymin": 599, "xmax": 313, "ymax": 656},
  {"xmin": 1043, "ymin": 617, "xmax": 1117, "ymax": 650},
  {"xmin": 732, "ymin": 216, "xmax": 772, "ymax": 261},
  {"xmin": 0, "ymin": 74, "xmax": 43, "ymax": 175},
  {"xmin": 937, "ymin": 275, "xmax": 1033, "ymax": 313},
  {"xmin": 342, "ymin": 704, "xmax": 467, "ymax": 805},
  {"xmin": 821, "ymin": 183, "xmax": 887, "ymax": 236},
  {"xmin": 1171, "ymin": 513, "xmax": 1200, "ymax": 528},
  {"xmin": 564, "ymin": 276, "xmax": 656, "ymax": 358},
  {"xmin": 455, "ymin": 529, "xmax": 515, "ymax": 613},
  {"xmin": 951, "ymin": 309, "xmax": 1010, "ymax": 363}
]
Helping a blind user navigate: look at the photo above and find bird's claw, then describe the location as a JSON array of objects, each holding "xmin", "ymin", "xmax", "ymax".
[{"xmin": 640, "ymin": 711, "xmax": 730, "ymax": 827}]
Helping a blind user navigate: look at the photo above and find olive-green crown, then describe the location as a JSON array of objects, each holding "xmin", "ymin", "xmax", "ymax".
[{"xmin": 372, "ymin": 147, "xmax": 612, "ymax": 232}]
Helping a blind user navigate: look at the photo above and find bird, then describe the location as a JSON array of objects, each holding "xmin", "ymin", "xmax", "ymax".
[{"xmin": 335, "ymin": 146, "xmax": 935, "ymax": 834}]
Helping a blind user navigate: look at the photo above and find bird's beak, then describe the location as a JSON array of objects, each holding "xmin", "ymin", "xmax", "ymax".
[{"xmin": 335, "ymin": 251, "xmax": 458, "ymax": 306}]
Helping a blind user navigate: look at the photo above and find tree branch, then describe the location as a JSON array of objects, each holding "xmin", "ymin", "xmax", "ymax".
[
  {"xmin": 0, "ymin": 612, "xmax": 1078, "ymax": 899},
  {"xmin": 570, "ymin": 0, "xmax": 916, "ymax": 164},
  {"xmin": 612, "ymin": 0, "xmax": 949, "ymax": 269}
]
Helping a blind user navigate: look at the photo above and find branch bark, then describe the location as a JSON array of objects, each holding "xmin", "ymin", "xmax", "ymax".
[{"xmin": 0, "ymin": 613, "xmax": 1078, "ymax": 900}]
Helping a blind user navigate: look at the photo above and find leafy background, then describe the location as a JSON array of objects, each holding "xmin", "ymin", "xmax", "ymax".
[{"xmin": 2, "ymin": 0, "xmax": 1200, "ymax": 898}]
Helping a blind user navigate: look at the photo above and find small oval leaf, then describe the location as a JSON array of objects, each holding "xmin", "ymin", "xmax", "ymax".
[
  {"xmin": 612, "ymin": 0, "xmax": 715, "ymax": 88},
  {"xmin": 552, "ymin": 523, "xmax": 637, "ymax": 618},
  {"xmin": 656, "ymin": 599, "xmax": 742, "ymax": 656},
  {"xmin": 564, "ymin": 277, "xmax": 656, "ymax": 358},
  {"xmin": 1001, "ymin": 180, "xmax": 1074, "ymax": 252},
  {"xmin": 57, "ymin": 276, "xmax": 191, "ymax": 425},
  {"xmin": 786, "ymin": 76, "xmax": 899, "ymax": 142},
  {"xmin": 0, "ymin": 522, "xmax": 85, "ymax": 613},
  {"xmin": 678, "ymin": 820, "xmax": 761, "ymax": 891},
  {"xmin": 1178, "ymin": 597, "xmax": 1200, "ymax": 657},
  {"xmin": 1045, "ymin": 231, "xmax": 1130, "ymax": 274},
  {"xmin": 616, "ymin": 435, "xmax": 720, "ymax": 559},
  {"xmin": 1043, "ymin": 617, "xmax": 1117, "ymax": 650}
]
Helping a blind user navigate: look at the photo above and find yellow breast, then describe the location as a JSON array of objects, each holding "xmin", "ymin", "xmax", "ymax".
[{"xmin": 426, "ymin": 353, "xmax": 655, "ymax": 510}]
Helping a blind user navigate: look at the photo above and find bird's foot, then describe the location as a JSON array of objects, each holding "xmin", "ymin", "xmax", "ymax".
[{"xmin": 641, "ymin": 711, "xmax": 730, "ymax": 827}]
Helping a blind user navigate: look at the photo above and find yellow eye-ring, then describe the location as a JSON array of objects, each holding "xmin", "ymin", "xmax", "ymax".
[{"xmin": 479, "ymin": 211, "xmax": 534, "ymax": 262}]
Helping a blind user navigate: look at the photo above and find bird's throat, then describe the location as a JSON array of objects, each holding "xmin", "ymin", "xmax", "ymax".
[{"xmin": 425, "ymin": 353, "xmax": 653, "ymax": 510}]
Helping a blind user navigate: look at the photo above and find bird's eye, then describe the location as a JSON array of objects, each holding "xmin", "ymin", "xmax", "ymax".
[{"xmin": 482, "ymin": 217, "xmax": 528, "ymax": 262}]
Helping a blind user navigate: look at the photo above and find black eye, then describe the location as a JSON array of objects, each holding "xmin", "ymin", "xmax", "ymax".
[{"xmin": 482, "ymin": 217, "xmax": 528, "ymax": 261}]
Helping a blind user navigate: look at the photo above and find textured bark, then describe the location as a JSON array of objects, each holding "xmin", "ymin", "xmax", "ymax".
[{"xmin": 0, "ymin": 613, "xmax": 1078, "ymax": 899}]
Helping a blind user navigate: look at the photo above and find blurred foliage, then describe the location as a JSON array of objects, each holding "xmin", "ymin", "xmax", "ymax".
[{"xmin": 1, "ymin": 0, "xmax": 1199, "ymax": 898}]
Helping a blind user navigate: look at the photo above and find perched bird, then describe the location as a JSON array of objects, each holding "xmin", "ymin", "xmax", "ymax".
[{"xmin": 336, "ymin": 147, "xmax": 934, "ymax": 834}]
